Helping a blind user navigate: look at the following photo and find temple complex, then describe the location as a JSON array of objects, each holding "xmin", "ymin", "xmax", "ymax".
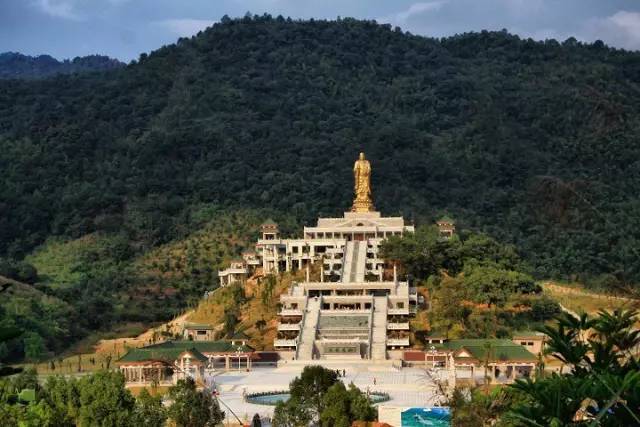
[{"xmin": 258, "ymin": 153, "xmax": 418, "ymax": 360}]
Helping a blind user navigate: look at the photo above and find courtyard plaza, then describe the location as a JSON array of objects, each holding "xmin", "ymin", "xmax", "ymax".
[{"xmin": 207, "ymin": 364, "xmax": 447, "ymax": 423}]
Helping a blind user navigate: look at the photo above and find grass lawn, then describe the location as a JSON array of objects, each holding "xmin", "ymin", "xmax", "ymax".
[{"xmin": 544, "ymin": 282, "xmax": 639, "ymax": 314}]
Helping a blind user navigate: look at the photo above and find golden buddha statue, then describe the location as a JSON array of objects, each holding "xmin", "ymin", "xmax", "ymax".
[{"xmin": 352, "ymin": 152, "xmax": 374, "ymax": 213}]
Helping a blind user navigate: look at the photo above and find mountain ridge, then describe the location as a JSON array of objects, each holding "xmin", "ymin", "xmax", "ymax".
[
  {"xmin": 2, "ymin": 16, "xmax": 640, "ymax": 360},
  {"xmin": 0, "ymin": 51, "xmax": 125, "ymax": 79}
]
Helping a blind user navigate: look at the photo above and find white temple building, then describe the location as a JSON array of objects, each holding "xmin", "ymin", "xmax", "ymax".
[
  {"xmin": 269, "ymin": 208, "xmax": 417, "ymax": 361},
  {"xmin": 215, "ymin": 153, "xmax": 422, "ymax": 361}
]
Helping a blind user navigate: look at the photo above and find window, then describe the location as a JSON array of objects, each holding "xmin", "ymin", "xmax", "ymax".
[{"xmin": 197, "ymin": 330, "xmax": 207, "ymax": 335}]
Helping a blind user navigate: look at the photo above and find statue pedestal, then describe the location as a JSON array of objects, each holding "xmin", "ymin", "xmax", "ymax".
[
  {"xmin": 344, "ymin": 211, "xmax": 381, "ymax": 219},
  {"xmin": 352, "ymin": 198, "xmax": 375, "ymax": 213}
]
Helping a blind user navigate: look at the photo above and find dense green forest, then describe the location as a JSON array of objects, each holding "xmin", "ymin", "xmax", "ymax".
[
  {"xmin": 0, "ymin": 52, "xmax": 124, "ymax": 79},
  {"xmin": 2, "ymin": 15, "xmax": 640, "ymax": 359},
  {"xmin": 380, "ymin": 226, "xmax": 561, "ymax": 339}
]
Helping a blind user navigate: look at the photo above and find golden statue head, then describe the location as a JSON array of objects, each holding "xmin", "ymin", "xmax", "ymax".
[{"xmin": 359, "ymin": 152, "xmax": 365, "ymax": 160}]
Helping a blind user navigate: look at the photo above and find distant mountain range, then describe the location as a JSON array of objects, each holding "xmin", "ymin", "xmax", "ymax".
[{"xmin": 0, "ymin": 52, "xmax": 125, "ymax": 79}]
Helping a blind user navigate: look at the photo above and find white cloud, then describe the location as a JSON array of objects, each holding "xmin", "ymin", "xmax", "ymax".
[
  {"xmin": 155, "ymin": 19, "xmax": 216, "ymax": 37},
  {"xmin": 379, "ymin": 1, "xmax": 446, "ymax": 27},
  {"xmin": 33, "ymin": 0, "xmax": 83, "ymax": 21},
  {"xmin": 583, "ymin": 11, "xmax": 640, "ymax": 51}
]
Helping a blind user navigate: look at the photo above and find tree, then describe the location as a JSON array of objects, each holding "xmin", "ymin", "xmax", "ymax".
[
  {"xmin": 23, "ymin": 332, "xmax": 45, "ymax": 362},
  {"xmin": 132, "ymin": 388, "xmax": 167, "ymax": 427},
  {"xmin": 320, "ymin": 382, "xmax": 376, "ymax": 427},
  {"xmin": 168, "ymin": 378, "xmax": 224, "ymax": 427},
  {"xmin": 0, "ymin": 325, "xmax": 21, "ymax": 377},
  {"xmin": 223, "ymin": 309, "xmax": 239, "ymax": 337},
  {"xmin": 463, "ymin": 263, "xmax": 537, "ymax": 308},
  {"xmin": 273, "ymin": 399, "xmax": 311, "ymax": 427},
  {"xmin": 319, "ymin": 382, "xmax": 351, "ymax": 427},
  {"xmin": 507, "ymin": 309, "xmax": 640, "ymax": 426},
  {"xmin": 274, "ymin": 366, "xmax": 374, "ymax": 426},
  {"xmin": 254, "ymin": 319, "xmax": 266, "ymax": 331},
  {"xmin": 76, "ymin": 371, "xmax": 135, "ymax": 426},
  {"xmin": 288, "ymin": 365, "xmax": 339, "ymax": 420},
  {"xmin": 251, "ymin": 413, "xmax": 262, "ymax": 427},
  {"xmin": 261, "ymin": 275, "xmax": 276, "ymax": 306}
]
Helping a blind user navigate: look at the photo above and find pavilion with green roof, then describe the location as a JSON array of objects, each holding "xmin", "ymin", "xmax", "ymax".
[
  {"xmin": 117, "ymin": 339, "xmax": 255, "ymax": 386},
  {"xmin": 405, "ymin": 338, "xmax": 537, "ymax": 385}
]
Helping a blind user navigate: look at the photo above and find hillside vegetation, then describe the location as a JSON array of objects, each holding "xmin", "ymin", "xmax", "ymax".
[
  {"xmin": 2, "ymin": 16, "xmax": 640, "ymax": 360},
  {"xmin": 0, "ymin": 209, "xmax": 275, "ymax": 362},
  {"xmin": 2, "ymin": 16, "xmax": 640, "ymax": 285},
  {"xmin": 0, "ymin": 52, "xmax": 124, "ymax": 79}
]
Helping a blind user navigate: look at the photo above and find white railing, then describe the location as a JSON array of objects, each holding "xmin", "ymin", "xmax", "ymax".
[
  {"xmin": 388, "ymin": 308, "xmax": 410, "ymax": 315},
  {"xmin": 278, "ymin": 323, "xmax": 301, "ymax": 331},
  {"xmin": 279, "ymin": 309, "xmax": 303, "ymax": 316},
  {"xmin": 386, "ymin": 338, "xmax": 410, "ymax": 346},
  {"xmin": 387, "ymin": 322, "xmax": 410, "ymax": 330},
  {"xmin": 274, "ymin": 339, "xmax": 297, "ymax": 347},
  {"xmin": 320, "ymin": 309, "xmax": 371, "ymax": 314}
]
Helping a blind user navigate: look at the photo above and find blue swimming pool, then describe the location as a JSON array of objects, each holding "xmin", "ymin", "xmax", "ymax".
[
  {"xmin": 247, "ymin": 393, "xmax": 290, "ymax": 405},
  {"xmin": 246, "ymin": 391, "xmax": 390, "ymax": 406}
]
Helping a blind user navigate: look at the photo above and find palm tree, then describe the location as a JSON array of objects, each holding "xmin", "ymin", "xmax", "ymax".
[{"xmin": 507, "ymin": 309, "xmax": 640, "ymax": 426}]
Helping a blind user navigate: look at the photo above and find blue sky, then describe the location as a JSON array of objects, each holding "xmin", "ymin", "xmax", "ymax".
[{"xmin": 2, "ymin": 0, "xmax": 640, "ymax": 61}]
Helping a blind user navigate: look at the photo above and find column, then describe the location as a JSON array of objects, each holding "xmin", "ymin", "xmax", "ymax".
[
  {"xmin": 320, "ymin": 264, "xmax": 324, "ymax": 282},
  {"xmin": 511, "ymin": 365, "xmax": 517, "ymax": 381},
  {"xmin": 393, "ymin": 263, "xmax": 398, "ymax": 283},
  {"xmin": 225, "ymin": 356, "xmax": 230, "ymax": 370},
  {"xmin": 306, "ymin": 263, "xmax": 310, "ymax": 282},
  {"xmin": 262, "ymin": 246, "xmax": 268, "ymax": 273}
]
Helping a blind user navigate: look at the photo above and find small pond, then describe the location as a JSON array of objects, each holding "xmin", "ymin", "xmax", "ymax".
[{"xmin": 246, "ymin": 391, "xmax": 390, "ymax": 406}]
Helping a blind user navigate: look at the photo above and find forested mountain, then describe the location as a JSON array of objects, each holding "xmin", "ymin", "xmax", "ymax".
[
  {"xmin": 1, "ymin": 15, "xmax": 640, "ymax": 359},
  {"xmin": 0, "ymin": 52, "xmax": 124, "ymax": 79}
]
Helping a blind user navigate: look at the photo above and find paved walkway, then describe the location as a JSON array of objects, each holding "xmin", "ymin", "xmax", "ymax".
[{"xmin": 210, "ymin": 365, "xmax": 446, "ymax": 424}]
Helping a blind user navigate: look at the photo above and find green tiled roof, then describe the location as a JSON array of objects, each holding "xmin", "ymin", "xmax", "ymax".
[
  {"xmin": 147, "ymin": 340, "xmax": 253, "ymax": 353},
  {"xmin": 229, "ymin": 331, "xmax": 250, "ymax": 340},
  {"xmin": 118, "ymin": 347, "xmax": 207, "ymax": 364},
  {"xmin": 184, "ymin": 322, "xmax": 215, "ymax": 330},
  {"xmin": 118, "ymin": 340, "xmax": 253, "ymax": 364},
  {"xmin": 512, "ymin": 330, "xmax": 545, "ymax": 339},
  {"xmin": 425, "ymin": 329, "xmax": 448, "ymax": 338},
  {"xmin": 445, "ymin": 339, "xmax": 536, "ymax": 362},
  {"xmin": 437, "ymin": 216, "xmax": 455, "ymax": 223}
]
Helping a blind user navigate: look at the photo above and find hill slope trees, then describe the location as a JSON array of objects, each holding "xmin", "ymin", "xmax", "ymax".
[
  {"xmin": 0, "ymin": 52, "xmax": 124, "ymax": 79},
  {"xmin": 2, "ymin": 17, "xmax": 640, "ymax": 285},
  {"xmin": 2, "ymin": 15, "xmax": 640, "ymax": 358}
]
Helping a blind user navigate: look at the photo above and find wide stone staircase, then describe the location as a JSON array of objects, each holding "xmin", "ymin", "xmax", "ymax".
[
  {"xmin": 296, "ymin": 297, "xmax": 321, "ymax": 360},
  {"xmin": 342, "ymin": 240, "xmax": 367, "ymax": 283},
  {"xmin": 354, "ymin": 241, "xmax": 367, "ymax": 282},
  {"xmin": 342, "ymin": 241, "xmax": 356, "ymax": 282},
  {"xmin": 371, "ymin": 296, "xmax": 388, "ymax": 360}
]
